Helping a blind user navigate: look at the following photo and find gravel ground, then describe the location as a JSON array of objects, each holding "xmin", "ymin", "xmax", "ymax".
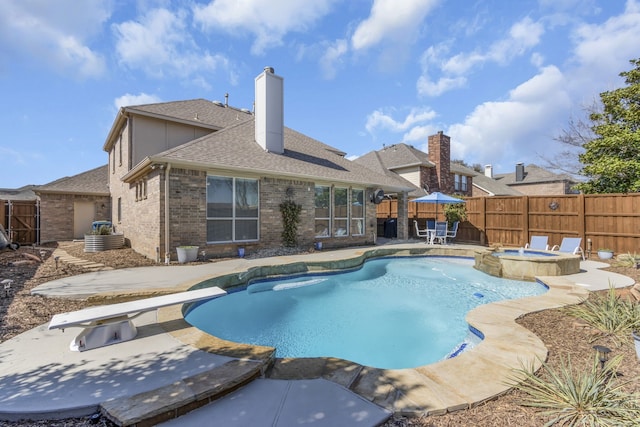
[{"xmin": 1, "ymin": 242, "xmax": 639, "ymax": 427}]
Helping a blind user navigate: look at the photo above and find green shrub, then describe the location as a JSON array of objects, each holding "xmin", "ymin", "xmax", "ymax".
[
  {"xmin": 86, "ymin": 225, "xmax": 113, "ymax": 235},
  {"xmin": 563, "ymin": 286, "xmax": 640, "ymax": 344},
  {"xmin": 509, "ymin": 354, "xmax": 640, "ymax": 426}
]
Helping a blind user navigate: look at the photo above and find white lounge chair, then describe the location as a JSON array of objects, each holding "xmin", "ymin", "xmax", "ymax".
[
  {"xmin": 525, "ymin": 235, "xmax": 549, "ymax": 250},
  {"xmin": 551, "ymin": 237, "xmax": 585, "ymax": 260}
]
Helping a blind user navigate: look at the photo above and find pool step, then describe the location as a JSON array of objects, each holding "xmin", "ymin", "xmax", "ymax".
[{"xmin": 100, "ymin": 359, "xmax": 266, "ymax": 427}]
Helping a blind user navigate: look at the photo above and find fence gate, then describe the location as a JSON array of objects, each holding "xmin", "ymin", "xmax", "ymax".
[{"xmin": 1, "ymin": 199, "xmax": 40, "ymax": 245}]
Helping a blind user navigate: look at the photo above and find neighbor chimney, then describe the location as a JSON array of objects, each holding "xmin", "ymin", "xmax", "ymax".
[
  {"xmin": 484, "ymin": 164, "xmax": 493, "ymax": 178},
  {"xmin": 515, "ymin": 162, "xmax": 525, "ymax": 182},
  {"xmin": 255, "ymin": 66, "xmax": 284, "ymax": 154},
  {"xmin": 428, "ymin": 131, "xmax": 451, "ymax": 192}
]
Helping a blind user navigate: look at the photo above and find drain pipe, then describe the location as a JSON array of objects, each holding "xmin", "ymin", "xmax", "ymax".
[{"xmin": 164, "ymin": 163, "xmax": 172, "ymax": 264}]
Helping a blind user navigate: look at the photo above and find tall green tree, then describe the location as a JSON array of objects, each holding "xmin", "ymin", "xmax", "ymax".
[{"xmin": 576, "ymin": 58, "xmax": 640, "ymax": 193}]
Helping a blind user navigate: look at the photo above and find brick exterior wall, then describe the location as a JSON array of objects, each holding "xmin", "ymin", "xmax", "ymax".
[{"xmin": 39, "ymin": 193, "xmax": 110, "ymax": 242}]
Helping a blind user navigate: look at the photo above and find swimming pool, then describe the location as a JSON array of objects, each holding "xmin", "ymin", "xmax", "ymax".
[{"xmin": 184, "ymin": 256, "xmax": 548, "ymax": 369}]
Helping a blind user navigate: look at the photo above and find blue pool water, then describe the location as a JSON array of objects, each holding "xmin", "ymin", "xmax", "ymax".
[
  {"xmin": 185, "ymin": 257, "xmax": 547, "ymax": 369},
  {"xmin": 493, "ymin": 249, "xmax": 557, "ymax": 257}
]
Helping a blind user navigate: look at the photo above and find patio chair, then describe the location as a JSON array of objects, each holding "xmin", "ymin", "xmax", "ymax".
[
  {"xmin": 414, "ymin": 220, "xmax": 429, "ymax": 240},
  {"xmin": 445, "ymin": 221, "xmax": 459, "ymax": 244},
  {"xmin": 432, "ymin": 221, "xmax": 448, "ymax": 244},
  {"xmin": 551, "ymin": 237, "xmax": 585, "ymax": 260},
  {"xmin": 525, "ymin": 235, "xmax": 549, "ymax": 251}
]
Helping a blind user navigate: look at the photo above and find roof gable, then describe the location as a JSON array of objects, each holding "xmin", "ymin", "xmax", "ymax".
[{"xmin": 36, "ymin": 165, "xmax": 109, "ymax": 195}]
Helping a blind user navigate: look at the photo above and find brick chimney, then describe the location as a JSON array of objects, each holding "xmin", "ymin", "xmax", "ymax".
[
  {"xmin": 255, "ymin": 66, "xmax": 284, "ymax": 154},
  {"xmin": 428, "ymin": 131, "xmax": 452, "ymax": 192}
]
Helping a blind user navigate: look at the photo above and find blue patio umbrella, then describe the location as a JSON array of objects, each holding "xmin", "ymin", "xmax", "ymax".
[{"xmin": 412, "ymin": 192, "xmax": 465, "ymax": 221}]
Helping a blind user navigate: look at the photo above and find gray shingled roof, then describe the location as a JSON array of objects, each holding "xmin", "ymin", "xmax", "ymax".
[
  {"xmin": 355, "ymin": 143, "xmax": 521, "ymax": 196},
  {"xmin": 494, "ymin": 164, "xmax": 578, "ymax": 186},
  {"xmin": 356, "ymin": 143, "xmax": 435, "ymax": 171},
  {"xmin": 146, "ymin": 120, "xmax": 412, "ymax": 191},
  {"xmin": 128, "ymin": 99, "xmax": 254, "ymax": 130},
  {"xmin": 0, "ymin": 185, "xmax": 37, "ymax": 200},
  {"xmin": 35, "ymin": 165, "xmax": 109, "ymax": 195}
]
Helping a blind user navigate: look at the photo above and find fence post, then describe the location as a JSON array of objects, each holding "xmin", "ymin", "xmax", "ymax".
[
  {"xmin": 522, "ymin": 195, "xmax": 529, "ymax": 246},
  {"xmin": 577, "ymin": 193, "xmax": 586, "ymax": 250}
]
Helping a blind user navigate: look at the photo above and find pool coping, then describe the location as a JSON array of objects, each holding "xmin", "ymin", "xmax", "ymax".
[{"xmin": 157, "ymin": 244, "xmax": 591, "ymax": 416}]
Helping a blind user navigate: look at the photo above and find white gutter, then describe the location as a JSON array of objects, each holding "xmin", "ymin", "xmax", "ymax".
[{"xmin": 164, "ymin": 163, "xmax": 172, "ymax": 264}]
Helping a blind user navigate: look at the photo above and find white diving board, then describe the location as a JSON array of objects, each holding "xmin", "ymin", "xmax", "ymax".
[{"xmin": 49, "ymin": 286, "xmax": 226, "ymax": 352}]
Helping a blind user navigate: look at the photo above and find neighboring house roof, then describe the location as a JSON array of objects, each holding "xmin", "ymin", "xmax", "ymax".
[
  {"xmin": 356, "ymin": 143, "xmax": 435, "ymax": 171},
  {"xmin": 453, "ymin": 163, "xmax": 521, "ymax": 196},
  {"xmin": 125, "ymin": 120, "xmax": 412, "ymax": 192},
  {"xmin": 35, "ymin": 165, "xmax": 109, "ymax": 195},
  {"xmin": 0, "ymin": 185, "xmax": 38, "ymax": 201},
  {"xmin": 494, "ymin": 164, "xmax": 578, "ymax": 186},
  {"xmin": 354, "ymin": 143, "xmax": 520, "ymax": 197}
]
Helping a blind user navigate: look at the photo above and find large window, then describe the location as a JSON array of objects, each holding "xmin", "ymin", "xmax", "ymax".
[
  {"xmin": 351, "ymin": 189, "xmax": 365, "ymax": 235},
  {"xmin": 315, "ymin": 186, "xmax": 365, "ymax": 238},
  {"xmin": 315, "ymin": 186, "xmax": 330, "ymax": 237},
  {"xmin": 206, "ymin": 176, "xmax": 259, "ymax": 243}
]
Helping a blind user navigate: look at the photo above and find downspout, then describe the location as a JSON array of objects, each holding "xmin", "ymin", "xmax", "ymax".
[{"xmin": 164, "ymin": 163, "xmax": 172, "ymax": 264}]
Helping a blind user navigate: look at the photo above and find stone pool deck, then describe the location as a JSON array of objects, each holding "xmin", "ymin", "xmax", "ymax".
[{"xmin": 1, "ymin": 243, "xmax": 634, "ymax": 425}]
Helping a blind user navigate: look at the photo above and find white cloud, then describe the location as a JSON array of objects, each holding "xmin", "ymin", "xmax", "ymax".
[
  {"xmin": 365, "ymin": 108, "xmax": 437, "ymax": 134},
  {"xmin": 447, "ymin": 66, "xmax": 570, "ymax": 167},
  {"xmin": 193, "ymin": 0, "xmax": 336, "ymax": 55},
  {"xmin": 418, "ymin": 16, "xmax": 544, "ymax": 97},
  {"xmin": 114, "ymin": 93, "xmax": 162, "ymax": 110},
  {"xmin": 0, "ymin": 0, "xmax": 109, "ymax": 78},
  {"xmin": 351, "ymin": 0, "xmax": 439, "ymax": 51},
  {"xmin": 320, "ymin": 39, "xmax": 349, "ymax": 79},
  {"xmin": 113, "ymin": 8, "xmax": 229, "ymax": 85},
  {"xmin": 569, "ymin": 0, "xmax": 640, "ymax": 89}
]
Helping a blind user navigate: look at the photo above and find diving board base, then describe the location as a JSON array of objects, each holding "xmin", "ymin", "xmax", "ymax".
[{"xmin": 70, "ymin": 317, "xmax": 137, "ymax": 352}]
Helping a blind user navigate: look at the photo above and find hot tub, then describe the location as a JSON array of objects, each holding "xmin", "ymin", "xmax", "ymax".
[{"xmin": 474, "ymin": 248, "xmax": 581, "ymax": 281}]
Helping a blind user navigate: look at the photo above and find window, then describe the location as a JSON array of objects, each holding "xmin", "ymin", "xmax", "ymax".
[
  {"xmin": 333, "ymin": 187, "xmax": 348, "ymax": 236},
  {"xmin": 461, "ymin": 175, "xmax": 468, "ymax": 192},
  {"xmin": 118, "ymin": 134, "xmax": 123, "ymax": 166},
  {"xmin": 117, "ymin": 197, "xmax": 122, "ymax": 223},
  {"xmin": 350, "ymin": 188, "xmax": 365, "ymax": 235},
  {"xmin": 454, "ymin": 174, "xmax": 460, "ymax": 191},
  {"xmin": 206, "ymin": 176, "xmax": 259, "ymax": 243},
  {"xmin": 315, "ymin": 186, "xmax": 330, "ymax": 237}
]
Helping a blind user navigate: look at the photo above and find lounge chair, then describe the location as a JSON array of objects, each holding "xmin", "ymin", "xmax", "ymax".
[
  {"xmin": 445, "ymin": 221, "xmax": 459, "ymax": 244},
  {"xmin": 551, "ymin": 237, "xmax": 585, "ymax": 260},
  {"xmin": 525, "ymin": 235, "xmax": 549, "ymax": 250},
  {"xmin": 432, "ymin": 221, "xmax": 448, "ymax": 244}
]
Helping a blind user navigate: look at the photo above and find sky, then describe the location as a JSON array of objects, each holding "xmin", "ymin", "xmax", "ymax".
[{"xmin": 1, "ymin": 0, "xmax": 639, "ymax": 189}]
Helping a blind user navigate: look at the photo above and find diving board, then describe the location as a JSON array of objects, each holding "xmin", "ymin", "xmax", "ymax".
[{"xmin": 49, "ymin": 287, "xmax": 226, "ymax": 352}]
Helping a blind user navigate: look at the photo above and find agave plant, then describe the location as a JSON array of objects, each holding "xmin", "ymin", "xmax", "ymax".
[
  {"xmin": 563, "ymin": 285, "xmax": 640, "ymax": 344},
  {"xmin": 509, "ymin": 354, "xmax": 640, "ymax": 426}
]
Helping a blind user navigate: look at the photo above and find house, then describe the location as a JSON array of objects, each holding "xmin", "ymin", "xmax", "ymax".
[
  {"xmin": 354, "ymin": 134, "xmax": 518, "ymax": 198},
  {"xmin": 36, "ymin": 165, "xmax": 111, "ymax": 242},
  {"xmin": 103, "ymin": 67, "xmax": 413, "ymax": 261},
  {"xmin": 491, "ymin": 163, "xmax": 580, "ymax": 195}
]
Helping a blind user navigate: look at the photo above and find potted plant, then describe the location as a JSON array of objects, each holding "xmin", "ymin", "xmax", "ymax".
[
  {"xmin": 176, "ymin": 245, "xmax": 199, "ymax": 263},
  {"xmin": 84, "ymin": 225, "xmax": 124, "ymax": 252},
  {"xmin": 597, "ymin": 248, "xmax": 614, "ymax": 260}
]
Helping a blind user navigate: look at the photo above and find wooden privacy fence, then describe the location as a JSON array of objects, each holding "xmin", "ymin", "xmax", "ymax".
[
  {"xmin": 377, "ymin": 193, "xmax": 640, "ymax": 256},
  {"xmin": 1, "ymin": 199, "xmax": 39, "ymax": 245}
]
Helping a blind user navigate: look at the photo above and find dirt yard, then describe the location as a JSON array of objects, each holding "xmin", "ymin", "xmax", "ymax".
[{"xmin": 1, "ymin": 242, "xmax": 639, "ymax": 427}]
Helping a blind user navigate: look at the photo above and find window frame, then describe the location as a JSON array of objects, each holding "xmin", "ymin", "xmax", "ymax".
[{"xmin": 206, "ymin": 175, "xmax": 259, "ymax": 244}]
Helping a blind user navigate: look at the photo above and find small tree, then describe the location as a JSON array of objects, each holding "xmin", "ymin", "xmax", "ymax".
[
  {"xmin": 576, "ymin": 58, "xmax": 640, "ymax": 193},
  {"xmin": 444, "ymin": 203, "xmax": 467, "ymax": 227}
]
